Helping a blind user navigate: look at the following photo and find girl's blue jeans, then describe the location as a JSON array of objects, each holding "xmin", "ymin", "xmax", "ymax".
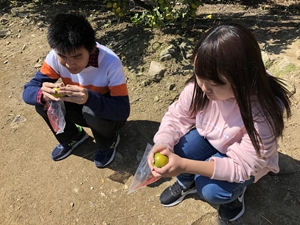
[{"xmin": 174, "ymin": 128, "xmax": 254, "ymax": 205}]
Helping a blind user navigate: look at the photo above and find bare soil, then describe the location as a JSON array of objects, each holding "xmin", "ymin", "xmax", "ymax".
[{"xmin": 1, "ymin": 1, "xmax": 300, "ymax": 224}]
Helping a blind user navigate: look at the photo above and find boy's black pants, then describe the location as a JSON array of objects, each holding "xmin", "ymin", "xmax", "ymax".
[{"xmin": 35, "ymin": 102, "xmax": 126, "ymax": 150}]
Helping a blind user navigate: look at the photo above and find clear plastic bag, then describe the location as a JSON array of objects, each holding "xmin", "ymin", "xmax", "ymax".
[
  {"xmin": 128, "ymin": 143, "xmax": 160, "ymax": 194},
  {"xmin": 47, "ymin": 101, "xmax": 66, "ymax": 134}
]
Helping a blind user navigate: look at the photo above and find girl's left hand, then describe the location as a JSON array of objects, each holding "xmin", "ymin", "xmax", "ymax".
[
  {"xmin": 59, "ymin": 84, "xmax": 88, "ymax": 104},
  {"xmin": 150, "ymin": 149, "xmax": 186, "ymax": 178}
]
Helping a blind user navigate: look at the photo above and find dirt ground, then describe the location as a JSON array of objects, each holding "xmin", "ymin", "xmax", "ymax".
[{"xmin": 1, "ymin": 1, "xmax": 300, "ymax": 224}]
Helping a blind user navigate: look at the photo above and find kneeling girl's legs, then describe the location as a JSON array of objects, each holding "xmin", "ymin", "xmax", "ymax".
[
  {"xmin": 194, "ymin": 155, "xmax": 254, "ymax": 205},
  {"xmin": 174, "ymin": 128, "xmax": 218, "ymax": 188},
  {"xmin": 174, "ymin": 128, "xmax": 254, "ymax": 205}
]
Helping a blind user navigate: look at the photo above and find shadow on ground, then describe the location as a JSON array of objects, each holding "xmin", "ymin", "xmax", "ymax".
[{"xmin": 72, "ymin": 119, "xmax": 160, "ymax": 173}]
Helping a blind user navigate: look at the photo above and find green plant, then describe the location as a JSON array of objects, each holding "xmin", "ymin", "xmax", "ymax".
[{"xmin": 105, "ymin": 0, "xmax": 203, "ymax": 28}]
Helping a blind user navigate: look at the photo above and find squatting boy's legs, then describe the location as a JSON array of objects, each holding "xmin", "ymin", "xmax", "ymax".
[
  {"xmin": 35, "ymin": 103, "xmax": 80, "ymax": 145},
  {"xmin": 194, "ymin": 169, "xmax": 255, "ymax": 205},
  {"xmin": 82, "ymin": 106, "xmax": 126, "ymax": 149}
]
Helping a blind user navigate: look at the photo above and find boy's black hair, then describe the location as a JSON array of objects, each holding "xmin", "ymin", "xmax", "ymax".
[{"xmin": 47, "ymin": 13, "xmax": 96, "ymax": 54}]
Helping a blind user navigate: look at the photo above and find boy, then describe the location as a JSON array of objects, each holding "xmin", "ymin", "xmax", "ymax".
[{"xmin": 22, "ymin": 13, "xmax": 130, "ymax": 168}]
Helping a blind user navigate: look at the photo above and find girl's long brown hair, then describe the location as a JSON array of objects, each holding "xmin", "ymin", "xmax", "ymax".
[{"xmin": 188, "ymin": 23, "xmax": 292, "ymax": 156}]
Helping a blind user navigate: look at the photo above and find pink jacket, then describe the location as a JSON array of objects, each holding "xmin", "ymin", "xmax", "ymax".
[{"xmin": 154, "ymin": 82, "xmax": 279, "ymax": 183}]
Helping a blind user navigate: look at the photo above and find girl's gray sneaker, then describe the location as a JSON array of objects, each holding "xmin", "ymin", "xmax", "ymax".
[
  {"xmin": 218, "ymin": 187, "xmax": 247, "ymax": 222},
  {"xmin": 160, "ymin": 181, "xmax": 197, "ymax": 207}
]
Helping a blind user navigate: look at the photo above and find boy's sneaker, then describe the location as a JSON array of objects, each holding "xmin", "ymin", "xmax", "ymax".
[
  {"xmin": 94, "ymin": 134, "xmax": 120, "ymax": 168},
  {"xmin": 218, "ymin": 187, "xmax": 247, "ymax": 222},
  {"xmin": 160, "ymin": 181, "xmax": 197, "ymax": 207},
  {"xmin": 51, "ymin": 126, "xmax": 89, "ymax": 161}
]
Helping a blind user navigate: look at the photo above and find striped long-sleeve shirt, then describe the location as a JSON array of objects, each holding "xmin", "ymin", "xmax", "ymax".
[{"xmin": 23, "ymin": 43, "xmax": 130, "ymax": 121}]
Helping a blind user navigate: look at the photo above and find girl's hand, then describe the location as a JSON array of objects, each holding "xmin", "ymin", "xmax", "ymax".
[
  {"xmin": 59, "ymin": 84, "xmax": 89, "ymax": 104},
  {"xmin": 148, "ymin": 145, "xmax": 185, "ymax": 178},
  {"xmin": 147, "ymin": 144, "xmax": 167, "ymax": 171}
]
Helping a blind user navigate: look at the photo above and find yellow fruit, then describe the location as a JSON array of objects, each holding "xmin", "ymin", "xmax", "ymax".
[
  {"xmin": 165, "ymin": 13, "xmax": 172, "ymax": 20},
  {"xmin": 190, "ymin": 12, "xmax": 196, "ymax": 18},
  {"xmin": 153, "ymin": 152, "xmax": 169, "ymax": 168},
  {"xmin": 182, "ymin": 21, "xmax": 187, "ymax": 28},
  {"xmin": 118, "ymin": 12, "xmax": 124, "ymax": 17},
  {"xmin": 205, "ymin": 14, "xmax": 213, "ymax": 19},
  {"xmin": 107, "ymin": 2, "xmax": 113, "ymax": 8},
  {"xmin": 115, "ymin": 7, "xmax": 121, "ymax": 13},
  {"xmin": 151, "ymin": 23, "xmax": 159, "ymax": 28},
  {"xmin": 52, "ymin": 87, "xmax": 65, "ymax": 98},
  {"xmin": 191, "ymin": 3, "xmax": 198, "ymax": 9},
  {"xmin": 112, "ymin": 2, "xmax": 118, "ymax": 8}
]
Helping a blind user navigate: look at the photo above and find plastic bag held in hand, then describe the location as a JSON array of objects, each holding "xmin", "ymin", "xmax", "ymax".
[
  {"xmin": 128, "ymin": 143, "xmax": 159, "ymax": 194},
  {"xmin": 47, "ymin": 101, "xmax": 66, "ymax": 134}
]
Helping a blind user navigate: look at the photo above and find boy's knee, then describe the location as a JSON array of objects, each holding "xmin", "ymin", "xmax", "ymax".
[{"xmin": 35, "ymin": 104, "xmax": 47, "ymax": 117}]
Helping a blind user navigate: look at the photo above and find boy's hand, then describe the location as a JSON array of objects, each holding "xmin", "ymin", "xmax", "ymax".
[
  {"xmin": 59, "ymin": 84, "xmax": 88, "ymax": 104},
  {"xmin": 41, "ymin": 82, "xmax": 64, "ymax": 102}
]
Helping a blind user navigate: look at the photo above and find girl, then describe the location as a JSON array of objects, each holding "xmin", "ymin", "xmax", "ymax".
[{"xmin": 147, "ymin": 23, "xmax": 292, "ymax": 222}]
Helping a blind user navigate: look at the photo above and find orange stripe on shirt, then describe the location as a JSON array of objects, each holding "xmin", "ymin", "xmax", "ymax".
[
  {"xmin": 40, "ymin": 62, "xmax": 60, "ymax": 79},
  {"xmin": 61, "ymin": 78, "xmax": 128, "ymax": 96},
  {"xmin": 109, "ymin": 83, "xmax": 128, "ymax": 96}
]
